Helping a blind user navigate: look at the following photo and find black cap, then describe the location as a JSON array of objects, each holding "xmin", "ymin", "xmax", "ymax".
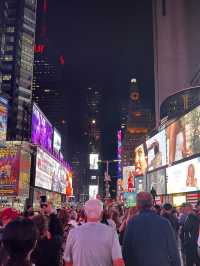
[{"xmin": 163, "ymin": 203, "xmax": 173, "ymax": 211}]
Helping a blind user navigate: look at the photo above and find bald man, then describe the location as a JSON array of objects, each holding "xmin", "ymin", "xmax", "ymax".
[{"xmin": 63, "ymin": 199, "xmax": 124, "ymax": 266}]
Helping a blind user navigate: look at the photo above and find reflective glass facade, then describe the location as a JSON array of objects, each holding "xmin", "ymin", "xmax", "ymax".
[{"xmin": 0, "ymin": 0, "xmax": 37, "ymax": 139}]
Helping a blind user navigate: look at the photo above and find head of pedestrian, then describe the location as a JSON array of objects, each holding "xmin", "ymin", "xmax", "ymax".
[
  {"xmin": 84, "ymin": 199, "xmax": 103, "ymax": 222},
  {"xmin": 162, "ymin": 203, "xmax": 173, "ymax": 214},
  {"xmin": 183, "ymin": 202, "xmax": 193, "ymax": 215},
  {"xmin": 3, "ymin": 217, "xmax": 38, "ymax": 266},
  {"xmin": 136, "ymin": 192, "xmax": 153, "ymax": 211},
  {"xmin": 0, "ymin": 208, "xmax": 20, "ymax": 227}
]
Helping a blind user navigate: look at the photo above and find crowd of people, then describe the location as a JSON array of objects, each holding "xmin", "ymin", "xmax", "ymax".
[{"xmin": 0, "ymin": 192, "xmax": 199, "ymax": 266}]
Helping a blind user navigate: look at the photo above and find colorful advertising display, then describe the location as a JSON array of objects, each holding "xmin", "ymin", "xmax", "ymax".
[
  {"xmin": 35, "ymin": 148, "xmax": 66, "ymax": 193},
  {"xmin": 123, "ymin": 166, "xmax": 135, "ymax": 192},
  {"xmin": 53, "ymin": 129, "xmax": 61, "ymax": 154},
  {"xmin": 167, "ymin": 105, "xmax": 200, "ymax": 164},
  {"xmin": 147, "ymin": 168, "xmax": 166, "ymax": 195},
  {"xmin": 134, "ymin": 144, "xmax": 147, "ymax": 176},
  {"xmin": 146, "ymin": 130, "xmax": 167, "ymax": 171},
  {"xmin": 167, "ymin": 157, "xmax": 200, "ymax": 194},
  {"xmin": 0, "ymin": 147, "xmax": 20, "ymax": 196},
  {"xmin": 124, "ymin": 192, "xmax": 136, "ymax": 207},
  {"xmin": 89, "ymin": 185, "xmax": 98, "ymax": 199},
  {"xmin": 135, "ymin": 175, "xmax": 145, "ymax": 193},
  {"xmin": 32, "ymin": 104, "xmax": 53, "ymax": 153},
  {"xmin": 0, "ymin": 97, "xmax": 8, "ymax": 146},
  {"xmin": 18, "ymin": 149, "xmax": 31, "ymax": 198},
  {"xmin": 117, "ymin": 130, "xmax": 122, "ymax": 178},
  {"xmin": 89, "ymin": 154, "xmax": 99, "ymax": 170},
  {"xmin": 66, "ymin": 170, "xmax": 73, "ymax": 197}
]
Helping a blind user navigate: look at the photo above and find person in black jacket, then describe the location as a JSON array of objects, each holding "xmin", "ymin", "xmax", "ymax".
[
  {"xmin": 180, "ymin": 203, "xmax": 200, "ymax": 266},
  {"xmin": 123, "ymin": 192, "xmax": 181, "ymax": 266},
  {"xmin": 161, "ymin": 203, "xmax": 179, "ymax": 239}
]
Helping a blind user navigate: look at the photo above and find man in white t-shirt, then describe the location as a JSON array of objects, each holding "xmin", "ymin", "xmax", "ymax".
[{"xmin": 63, "ymin": 199, "xmax": 124, "ymax": 266}]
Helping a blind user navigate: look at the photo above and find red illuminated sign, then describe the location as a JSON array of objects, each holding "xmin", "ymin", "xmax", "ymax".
[
  {"xmin": 59, "ymin": 55, "xmax": 65, "ymax": 65},
  {"xmin": 34, "ymin": 44, "xmax": 46, "ymax": 53}
]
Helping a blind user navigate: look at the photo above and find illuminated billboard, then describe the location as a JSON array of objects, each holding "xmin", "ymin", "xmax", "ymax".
[
  {"xmin": 89, "ymin": 154, "xmax": 99, "ymax": 170},
  {"xmin": 0, "ymin": 147, "xmax": 31, "ymax": 197},
  {"xmin": 124, "ymin": 192, "xmax": 136, "ymax": 207},
  {"xmin": 0, "ymin": 97, "xmax": 8, "ymax": 145},
  {"xmin": 167, "ymin": 105, "xmax": 200, "ymax": 164},
  {"xmin": 134, "ymin": 144, "xmax": 147, "ymax": 176},
  {"xmin": 32, "ymin": 104, "xmax": 53, "ymax": 153},
  {"xmin": 123, "ymin": 166, "xmax": 135, "ymax": 192},
  {"xmin": 35, "ymin": 147, "xmax": 66, "ymax": 193},
  {"xmin": 167, "ymin": 157, "xmax": 200, "ymax": 194},
  {"xmin": 66, "ymin": 169, "xmax": 73, "ymax": 197},
  {"xmin": 146, "ymin": 130, "xmax": 167, "ymax": 171},
  {"xmin": 89, "ymin": 185, "xmax": 98, "ymax": 199},
  {"xmin": 147, "ymin": 168, "xmax": 166, "ymax": 195},
  {"xmin": 117, "ymin": 130, "xmax": 122, "ymax": 177},
  {"xmin": 53, "ymin": 129, "xmax": 61, "ymax": 154},
  {"xmin": 135, "ymin": 175, "xmax": 145, "ymax": 193}
]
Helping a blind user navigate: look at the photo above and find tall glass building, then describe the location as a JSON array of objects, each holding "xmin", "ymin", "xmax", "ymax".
[{"xmin": 0, "ymin": 0, "xmax": 37, "ymax": 140}]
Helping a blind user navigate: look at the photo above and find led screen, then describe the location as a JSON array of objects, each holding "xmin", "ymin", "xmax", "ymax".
[
  {"xmin": 147, "ymin": 168, "xmax": 166, "ymax": 195},
  {"xmin": 134, "ymin": 144, "xmax": 147, "ymax": 176},
  {"xmin": 167, "ymin": 105, "xmax": 200, "ymax": 164},
  {"xmin": 135, "ymin": 175, "xmax": 145, "ymax": 193},
  {"xmin": 167, "ymin": 157, "xmax": 200, "ymax": 194},
  {"xmin": 32, "ymin": 104, "xmax": 53, "ymax": 153},
  {"xmin": 35, "ymin": 148, "xmax": 66, "ymax": 193},
  {"xmin": 89, "ymin": 154, "xmax": 99, "ymax": 170},
  {"xmin": 89, "ymin": 185, "xmax": 98, "ymax": 199},
  {"xmin": 123, "ymin": 166, "xmax": 135, "ymax": 192},
  {"xmin": 53, "ymin": 129, "xmax": 61, "ymax": 154},
  {"xmin": 0, "ymin": 97, "xmax": 8, "ymax": 145},
  {"xmin": 146, "ymin": 130, "xmax": 167, "ymax": 171},
  {"xmin": 173, "ymin": 195, "xmax": 186, "ymax": 207},
  {"xmin": 124, "ymin": 192, "xmax": 136, "ymax": 207}
]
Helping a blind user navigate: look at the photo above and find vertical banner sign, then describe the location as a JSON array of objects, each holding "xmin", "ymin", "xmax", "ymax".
[
  {"xmin": 0, "ymin": 97, "xmax": 8, "ymax": 147},
  {"xmin": 117, "ymin": 130, "xmax": 122, "ymax": 178}
]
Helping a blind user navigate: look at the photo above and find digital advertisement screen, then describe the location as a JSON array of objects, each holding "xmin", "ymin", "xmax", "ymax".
[
  {"xmin": 66, "ymin": 170, "xmax": 73, "ymax": 197},
  {"xmin": 0, "ymin": 147, "xmax": 20, "ymax": 196},
  {"xmin": 53, "ymin": 129, "xmax": 61, "ymax": 154},
  {"xmin": 134, "ymin": 144, "xmax": 147, "ymax": 176},
  {"xmin": 32, "ymin": 104, "xmax": 53, "ymax": 153},
  {"xmin": 35, "ymin": 148, "xmax": 66, "ymax": 193},
  {"xmin": 167, "ymin": 157, "xmax": 200, "ymax": 194},
  {"xmin": 89, "ymin": 154, "xmax": 99, "ymax": 170},
  {"xmin": 147, "ymin": 168, "xmax": 166, "ymax": 195},
  {"xmin": 18, "ymin": 149, "xmax": 31, "ymax": 198},
  {"xmin": 117, "ymin": 130, "xmax": 122, "ymax": 178},
  {"xmin": 0, "ymin": 98, "xmax": 8, "ymax": 145},
  {"xmin": 173, "ymin": 195, "xmax": 186, "ymax": 207},
  {"xmin": 167, "ymin": 105, "xmax": 200, "ymax": 164},
  {"xmin": 123, "ymin": 166, "xmax": 135, "ymax": 192},
  {"xmin": 89, "ymin": 185, "xmax": 98, "ymax": 199},
  {"xmin": 124, "ymin": 192, "xmax": 136, "ymax": 207},
  {"xmin": 135, "ymin": 175, "xmax": 145, "ymax": 193},
  {"xmin": 51, "ymin": 163, "xmax": 67, "ymax": 194},
  {"xmin": 146, "ymin": 130, "xmax": 167, "ymax": 171}
]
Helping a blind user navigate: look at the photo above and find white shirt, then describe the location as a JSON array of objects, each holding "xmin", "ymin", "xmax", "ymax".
[{"xmin": 64, "ymin": 222, "xmax": 122, "ymax": 266}]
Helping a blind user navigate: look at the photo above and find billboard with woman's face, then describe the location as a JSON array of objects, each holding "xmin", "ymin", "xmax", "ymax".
[
  {"xmin": 134, "ymin": 144, "xmax": 147, "ymax": 176},
  {"xmin": 167, "ymin": 105, "xmax": 200, "ymax": 164},
  {"xmin": 167, "ymin": 157, "xmax": 200, "ymax": 194}
]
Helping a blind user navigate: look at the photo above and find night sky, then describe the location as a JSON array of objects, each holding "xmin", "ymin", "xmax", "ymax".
[{"xmin": 46, "ymin": 0, "xmax": 154, "ymax": 160}]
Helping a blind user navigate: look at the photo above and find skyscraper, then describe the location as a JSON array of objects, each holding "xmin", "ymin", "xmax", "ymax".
[
  {"xmin": 0, "ymin": 0, "xmax": 37, "ymax": 140},
  {"xmin": 153, "ymin": 0, "xmax": 200, "ymax": 126},
  {"xmin": 121, "ymin": 79, "xmax": 154, "ymax": 167},
  {"xmin": 32, "ymin": 0, "xmax": 67, "ymax": 157}
]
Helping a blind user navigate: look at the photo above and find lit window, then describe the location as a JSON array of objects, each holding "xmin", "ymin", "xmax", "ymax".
[{"xmin": 2, "ymin": 75, "xmax": 11, "ymax": 81}]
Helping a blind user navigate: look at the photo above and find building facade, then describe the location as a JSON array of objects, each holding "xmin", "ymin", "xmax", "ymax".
[
  {"xmin": 122, "ymin": 79, "xmax": 154, "ymax": 167},
  {"xmin": 0, "ymin": 0, "xmax": 37, "ymax": 140},
  {"xmin": 153, "ymin": 0, "xmax": 200, "ymax": 126}
]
